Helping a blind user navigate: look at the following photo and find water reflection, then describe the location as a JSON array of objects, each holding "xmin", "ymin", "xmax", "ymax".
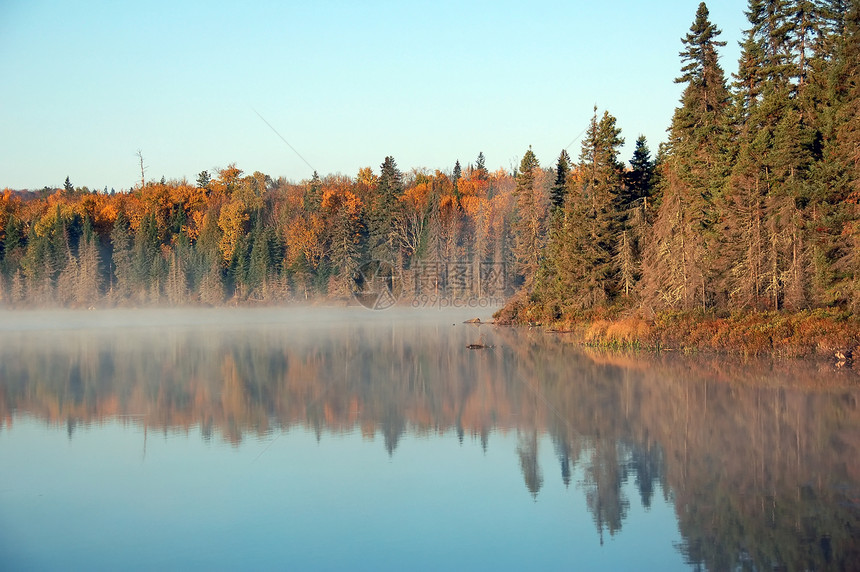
[{"xmin": 0, "ymin": 308, "xmax": 858, "ymax": 570}]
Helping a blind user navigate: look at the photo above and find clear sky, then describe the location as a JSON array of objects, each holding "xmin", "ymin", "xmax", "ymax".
[{"xmin": 0, "ymin": 1, "xmax": 750, "ymax": 191}]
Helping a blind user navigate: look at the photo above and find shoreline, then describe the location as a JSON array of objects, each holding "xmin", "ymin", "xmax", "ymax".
[{"xmin": 493, "ymin": 308, "xmax": 860, "ymax": 361}]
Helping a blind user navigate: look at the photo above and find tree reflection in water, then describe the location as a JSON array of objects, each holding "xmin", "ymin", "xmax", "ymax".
[{"xmin": 0, "ymin": 311, "xmax": 858, "ymax": 570}]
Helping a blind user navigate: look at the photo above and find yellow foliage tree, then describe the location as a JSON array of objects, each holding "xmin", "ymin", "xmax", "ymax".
[{"xmin": 218, "ymin": 200, "xmax": 248, "ymax": 262}]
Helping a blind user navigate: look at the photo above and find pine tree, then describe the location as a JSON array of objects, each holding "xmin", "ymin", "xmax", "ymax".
[
  {"xmin": 575, "ymin": 110, "xmax": 625, "ymax": 306},
  {"xmin": 48, "ymin": 205, "xmax": 70, "ymax": 281},
  {"xmin": 534, "ymin": 110, "xmax": 626, "ymax": 312},
  {"xmin": 550, "ymin": 149, "xmax": 571, "ymax": 211},
  {"xmin": 304, "ymin": 171, "xmax": 323, "ymax": 211},
  {"xmin": 327, "ymin": 192, "xmax": 365, "ymax": 298},
  {"xmin": 132, "ymin": 212, "xmax": 162, "ymax": 301},
  {"xmin": 722, "ymin": 0, "xmax": 829, "ymax": 310},
  {"xmin": 475, "ymin": 152, "xmax": 488, "ymax": 181},
  {"xmin": 614, "ymin": 136, "xmax": 656, "ymax": 300},
  {"xmin": 367, "ymin": 156, "xmax": 403, "ymax": 262},
  {"xmin": 512, "ymin": 147, "xmax": 543, "ymax": 281},
  {"xmin": 0, "ymin": 214, "xmax": 24, "ymax": 278},
  {"xmin": 247, "ymin": 217, "xmax": 276, "ymax": 296},
  {"xmin": 642, "ymin": 2, "xmax": 729, "ymax": 311},
  {"xmin": 196, "ymin": 170, "xmax": 211, "ymax": 190},
  {"xmin": 110, "ymin": 212, "xmax": 132, "ymax": 301},
  {"xmin": 228, "ymin": 232, "xmax": 250, "ymax": 299},
  {"xmin": 811, "ymin": 0, "xmax": 860, "ymax": 307},
  {"xmin": 21, "ymin": 233, "xmax": 53, "ymax": 305},
  {"xmin": 199, "ymin": 261, "xmax": 224, "ymax": 305},
  {"xmin": 624, "ymin": 136, "xmax": 656, "ymax": 207},
  {"xmin": 166, "ymin": 242, "xmax": 189, "ymax": 306},
  {"xmin": 75, "ymin": 216, "xmax": 101, "ymax": 306}
]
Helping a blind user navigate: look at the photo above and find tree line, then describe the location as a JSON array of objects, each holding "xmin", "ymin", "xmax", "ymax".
[
  {"xmin": 1, "ymin": 1, "xmax": 858, "ymax": 315},
  {"xmin": 511, "ymin": 0, "xmax": 860, "ymax": 322},
  {"xmin": 0, "ymin": 156, "xmax": 521, "ymax": 306}
]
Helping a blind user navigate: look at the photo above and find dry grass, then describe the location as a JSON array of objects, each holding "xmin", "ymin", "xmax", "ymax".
[{"xmin": 500, "ymin": 301, "xmax": 860, "ymax": 357}]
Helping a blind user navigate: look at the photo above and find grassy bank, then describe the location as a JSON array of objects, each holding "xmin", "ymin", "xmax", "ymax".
[{"xmin": 494, "ymin": 303, "xmax": 860, "ymax": 358}]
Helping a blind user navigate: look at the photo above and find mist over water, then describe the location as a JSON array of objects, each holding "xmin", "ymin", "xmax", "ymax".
[
  {"xmin": 0, "ymin": 307, "xmax": 858, "ymax": 570},
  {"xmin": 0, "ymin": 305, "xmax": 482, "ymax": 332}
]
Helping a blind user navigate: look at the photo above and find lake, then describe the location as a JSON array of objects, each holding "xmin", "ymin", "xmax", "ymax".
[{"xmin": 1, "ymin": 307, "xmax": 858, "ymax": 570}]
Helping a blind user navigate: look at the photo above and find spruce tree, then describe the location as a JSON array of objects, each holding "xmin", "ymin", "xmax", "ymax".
[
  {"xmin": 110, "ymin": 212, "xmax": 132, "ymax": 301},
  {"xmin": 550, "ymin": 149, "xmax": 571, "ymax": 211},
  {"xmin": 247, "ymin": 218, "xmax": 276, "ymax": 295},
  {"xmin": 475, "ymin": 152, "xmax": 488, "ymax": 180},
  {"xmin": 75, "ymin": 216, "xmax": 101, "ymax": 306},
  {"xmin": 578, "ymin": 110, "xmax": 625, "ymax": 306},
  {"xmin": 20, "ymin": 231, "xmax": 48, "ymax": 304},
  {"xmin": 642, "ymin": 2, "xmax": 729, "ymax": 311},
  {"xmin": 535, "ymin": 110, "xmax": 626, "ymax": 312},
  {"xmin": 49, "ymin": 205, "xmax": 70, "ymax": 280},
  {"xmin": 166, "ymin": 236, "xmax": 190, "ymax": 305},
  {"xmin": 811, "ymin": 0, "xmax": 860, "ymax": 307},
  {"xmin": 512, "ymin": 147, "xmax": 542, "ymax": 282},
  {"xmin": 624, "ymin": 136, "xmax": 656, "ymax": 206},
  {"xmin": 196, "ymin": 170, "xmax": 211, "ymax": 190},
  {"xmin": 367, "ymin": 156, "xmax": 403, "ymax": 262},
  {"xmin": 722, "ymin": 0, "xmax": 828, "ymax": 310},
  {"xmin": 0, "ymin": 214, "xmax": 24, "ymax": 278},
  {"xmin": 304, "ymin": 171, "xmax": 323, "ymax": 211},
  {"xmin": 132, "ymin": 212, "xmax": 161, "ymax": 301}
]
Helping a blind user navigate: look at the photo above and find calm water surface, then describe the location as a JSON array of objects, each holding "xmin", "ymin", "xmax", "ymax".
[{"xmin": 0, "ymin": 308, "xmax": 858, "ymax": 570}]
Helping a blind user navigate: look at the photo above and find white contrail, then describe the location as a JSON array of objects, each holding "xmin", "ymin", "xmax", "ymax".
[{"xmin": 252, "ymin": 107, "xmax": 317, "ymax": 173}]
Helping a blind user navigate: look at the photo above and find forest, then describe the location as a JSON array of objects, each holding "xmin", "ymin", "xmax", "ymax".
[
  {"xmin": 0, "ymin": 157, "xmax": 518, "ymax": 307},
  {"xmin": 1, "ymin": 1, "xmax": 859, "ymax": 334}
]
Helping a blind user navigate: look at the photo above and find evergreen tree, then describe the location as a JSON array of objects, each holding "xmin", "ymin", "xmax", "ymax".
[
  {"xmin": 75, "ymin": 216, "xmax": 101, "ymax": 306},
  {"xmin": 722, "ymin": 0, "xmax": 826, "ymax": 310},
  {"xmin": 573, "ymin": 110, "xmax": 625, "ymax": 306},
  {"xmin": 615, "ymin": 136, "xmax": 656, "ymax": 299},
  {"xmin": 512, "ymin": 147, "xmax": 543, "ymax": 281},
  {"xmin": 811, "ymin": 0, "xmax": 860, "ymax": 307},
  {"xmin": 166, "ymin": 237, "xmax": 190, "ymax": 306},
  {"xmin": 0, "ymin": 214, "xmax": 24, "ymax": 278},
  {"xmin": 550, "ymin": 149, "xmax": 571, "ymax": 211},
  {"xmin": 328, "ymin": 194, "xmax": 365, "ymax": 298},
  {"xmin": 475, "ymin": 152, "xmax": 488, "ymax": 181},
  {"xmin": 21, "ymin": 231, "xmax": 54, "ymax": 305},
  {"xmin": 132, "ymin": 212, "xmax": 162, "ymax": 301},
  {"xmin": 535, "ymin": 110, "xmax": 626, "ymax": 312},
  {"xmin": 49, "ymin": 205, "xmax": 70, "ymax": 280},
  {"xmin": 624, "ymin": 136, "xmax": 656, "ymax": 206},
  {"xmin": 228, "ymin": 232, "xmax": 250, "ymax": 299},
  {"xmin": 196, "ymin": 170, "xmax": 211, "ymax": 190},
  {"xmin": 199, "ymin": 261, "xmax": 225, "ymax": 305},
  {"xmin": 196, "ymin": 208, "xmax": 222, "ymax": 268},
  {"xmin": 304, "ymin": 171, "xmax": 323, "ymax": 211},
  {"xmin": 367, "ymin": 156, "xmax": 403, "ymax": 262},
  {"xmin": 110, "ymin": 212, "xmax": 133, "ymax": 301},
  {"xmin": 643, "ymin": 2, "xmax": 729, "ymax": 310},
  {"xmin": 63, "ymin": 176, "xmax": 74, "ymax": 193},
  {"xmin": 247, "ymin": 217, "xmax": 276, "ymax": 295}
]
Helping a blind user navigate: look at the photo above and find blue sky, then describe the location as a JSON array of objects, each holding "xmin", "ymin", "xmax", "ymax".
[{"xmin": 0, "ymin": 1, "xmax": 749, "ymax": 191}]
